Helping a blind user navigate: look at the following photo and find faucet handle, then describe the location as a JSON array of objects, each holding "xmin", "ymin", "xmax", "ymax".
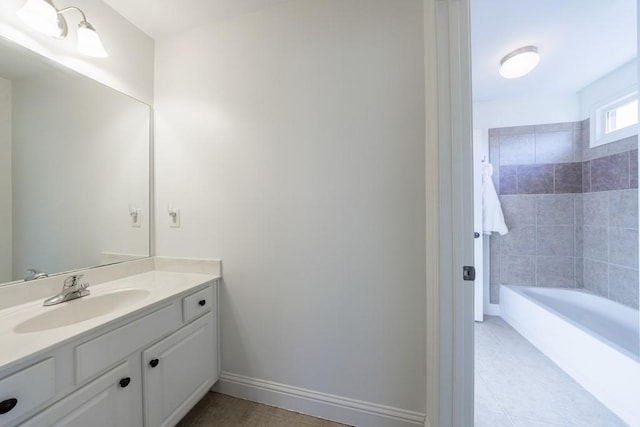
[{"xmin": 63, "ymin": 274, "xmax": 84, "ymax": 288}]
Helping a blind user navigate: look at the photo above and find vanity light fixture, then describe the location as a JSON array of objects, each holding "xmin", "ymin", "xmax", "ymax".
[
  {"xmin": 17, "ymin": 0, "xmax": 108, "ymax": 58},
  {"xmin": 499, "ymin": 45, "xmax": 539, "ymax": 79}
]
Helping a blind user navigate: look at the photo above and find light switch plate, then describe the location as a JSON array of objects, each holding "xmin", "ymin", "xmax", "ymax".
[
  {"xmin": 132, "ymin": 209, "xmax": 141, "ymax": 228},
  {"xmin": 170, "ymin": 208, "xmax": 180, "ymax": 228}
]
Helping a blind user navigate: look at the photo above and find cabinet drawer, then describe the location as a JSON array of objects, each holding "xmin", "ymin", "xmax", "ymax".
[
  {"xmin": 75, "ymin": 303, "xmax": 181, "ymax": 384},
  {"xmin": 182, "ymin": 286, "xmax": 213, "ymax": 323},
  {"xmin": 0, "ymin": 358, "xmax": 55, "ymax": 425}
]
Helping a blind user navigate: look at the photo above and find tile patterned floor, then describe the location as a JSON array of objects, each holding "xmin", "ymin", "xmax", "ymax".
[
  {"xmin": 176, "ymin": 392, "xmax": 351, "ymax": 427},
  {"xmin": 475, "ymin": 316, "xmax": 627, "ymax": 426}
]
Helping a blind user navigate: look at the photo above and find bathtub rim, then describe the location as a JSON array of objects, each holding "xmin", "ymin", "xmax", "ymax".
[
  {"xmin": 502, "ymin": 284, "xmax": 639, "ymax": 361},
  {"xmin": 499, "ymin": 284, "xmax": 640, "ymax": 426}
]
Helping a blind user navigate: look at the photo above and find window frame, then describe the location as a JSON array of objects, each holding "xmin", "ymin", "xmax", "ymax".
[{"xmin": 591, "ymin": 87, "xmax": 638, "ymax": 148}]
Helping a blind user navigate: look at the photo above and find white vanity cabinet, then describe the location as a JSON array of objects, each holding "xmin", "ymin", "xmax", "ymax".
[
  {"xmin": 143, "ymin": 311, "xmax": 216, "ymax": 427},
  {"xmin": 0, "ymin": 278, "xmax": 219, "ymax": 427},
  {"xmin": 20, "ymin": 359, "xmax": 141, "ymax": 427}
]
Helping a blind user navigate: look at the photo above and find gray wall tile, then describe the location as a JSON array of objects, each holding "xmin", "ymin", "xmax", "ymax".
[
  {"xmin": 501, "ymin": 195, "xmax": 535, "ymax": 226},
  {"xmin": 518, "ymin": 164, "xmax": 554, "ymax": 194},
  {"xmin": 554, "ymin": 163, "xmax": 582, "ymax": 193},
  {"xmin": 500, "ymin": 125, "xmax": 534, "ymax": 136},
  {"xmin": 581, "ymin": 122, "xmax": 591, "ymax": 149},
  {"xmin": 581, "ymin": 118, "xmax": 589, "ymax": 131},
  {"xmin": 501, "ymin": 225, "xmax": 536, "ymax": 255},
  {"xmin": 490, "ymin": 283, "xmax": 500, "ymax": 304},
  {"xmin": 606, "ymin": 134, "xmax": 637, "ymax": 156},
  {"xmin": 582, "ymin": 192, "xmax": 608, "ymax": 226},
  {"xmin": 582, "ymin": 161, "xmax": 591, "ymax": 193},
  {"xmin": 573, "ymin": 130, "xmax": 583, "ymax": 162},
  {"xmin": 490, "ymin": 235, "xmax": 500, "ymax": 285},
  {"xmin": 631, "ymin": 149, "xmax": 638, "ymax": 189},
  {"xmin": 584, "ymin": 142, "xmax": 608, "ymax": 162},
  {"xmin": 536, "ymin": 194, "xmax": 574, "ymax": 225},
  {"xmin": 609, "ymin": 190, "xmax": 638, "ymax": 229},
  {"xmin": 591, "ymin": 151, "xmax": 629, "ymax": 192},
  {"xmin": 609, "ymin": 227, "xmax": 639, "ymax": 268},
  {"xmin": 500, "ymin": 134, "xmax": 535, "ymax": 165},
  {"xmin": 583, "ymin": 226, "xmax": 609, "ymax": 262},
  {"xmin": 500, "ymin": 255, "xmax": 536, "ymax": 285},
  {"xmin": 537, "ymin": 226, "xmax": 574, "ymax": 256},
  {"xmin": 490, "ymin": 119, "xmax": 638, "ymax": 308},
  {"xmin": 575, "ymin": 226, "xmax": 583, "ymax": 256},
  {"xmin": 535, "ymin": 131, "xmax": 573, "ymax": 164},
  {"xmin": 574, "ymin": 194, "xmax": 583, "ymax": 226},
  {"xmin": 608, "ymin": 265, "xmax": 639, "ymax": 309},
  {"xmin": 583, "ymin": 259, "xmax": 609, "ymax": 297},
  {"xmin": 500, "ymin": 166, "xmax": 517, "ymax": 194},
  {"xmin": 575, "ymin": 258, "xmax": 583, "ymax": 288},
  {"xmin": 488, "ymin": 133, "xmax": 500, "ymax": 189},
  {"xmin": 534, "ymin": 122, "xmax": 574, "ymax": 133},
  {"xmin": 536, "ymin": 256, "xmax": 575, "ymax": 288}
]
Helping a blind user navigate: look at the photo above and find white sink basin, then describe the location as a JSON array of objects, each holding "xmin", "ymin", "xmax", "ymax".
[{"xmin": 13, "ymin": 289, "xmax": 151, "ymax": 333}]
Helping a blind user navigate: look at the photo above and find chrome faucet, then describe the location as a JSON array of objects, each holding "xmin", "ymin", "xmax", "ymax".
[
  {"xmin": 43, "ymin": 274, "xmax": 90, "ymax": 306},
  {"xmin": 24, "ymin": 268, "xmax": 48, "ymax": 281}
]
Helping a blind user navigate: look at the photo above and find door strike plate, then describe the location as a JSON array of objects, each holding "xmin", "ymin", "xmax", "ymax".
[{"xmin": 463, "ymin": 266, "xmax": 476, "ymax": 281}]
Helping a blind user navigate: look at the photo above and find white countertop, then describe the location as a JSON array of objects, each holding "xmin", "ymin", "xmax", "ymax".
[{"xmin": 0, "ymin": 270, "xmax": 218, "ymax": 372}]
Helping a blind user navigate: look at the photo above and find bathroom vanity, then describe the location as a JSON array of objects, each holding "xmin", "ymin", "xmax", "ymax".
[{"xmin": 0, "ymin": 265, "xmax": 219, "ymax": 427}]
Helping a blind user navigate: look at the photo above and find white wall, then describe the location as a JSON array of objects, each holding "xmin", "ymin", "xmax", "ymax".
[
  {"xmin": 579, "ymin": 58, "xmax": 637, "ymax": 121},
  {"xmin": 0, "ymin": 77, "xmax": 11, "ymax": 282},
  {"xmin": 473, "ymin": 94, "xmax": 581, "ymax": 131},
  {"xmin": 578, "ymin": 59, "xmax": 638, "ymax": 144},
  {"xmin": 155, "ymin": 0, "xmax": 426, "ymax": 419},
  {"xmin": 11, "ymin": 71, "xmax": 149, "ymax": 279},
  {"xmin": 473, "ymin": 59, "xmax": 638, "ymax": 137},
  {"xmin": 0, "ymin": 0, "xmax": 154, "ymax": 104}
]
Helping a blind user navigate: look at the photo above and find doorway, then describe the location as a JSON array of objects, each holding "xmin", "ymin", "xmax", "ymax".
[{"xmin": 469, "ymin": 0, "xmax": 639, "ymax": 425}]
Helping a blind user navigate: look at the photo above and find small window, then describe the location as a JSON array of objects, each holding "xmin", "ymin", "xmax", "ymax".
[
  {"xmin": 592, "ymin": 90, "xmax": 638, "ymax": 147},
  {"xmin": 604, "ymin": 97, "xmax": 637, "ymax": 134}
]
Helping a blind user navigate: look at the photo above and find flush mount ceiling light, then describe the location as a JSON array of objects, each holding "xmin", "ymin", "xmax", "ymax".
[
  {"xmin": 17, "ymin": 0, "xmax": 108, "ymax": 58},
  {"xmin": 499, "ymin": 46, "xmax": 539, "ymax": 79}
]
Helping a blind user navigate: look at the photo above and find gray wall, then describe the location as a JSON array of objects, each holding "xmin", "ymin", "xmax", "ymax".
[{"xmin": 489, "ymin": 120, "xmax": 639, "ymax": 309}]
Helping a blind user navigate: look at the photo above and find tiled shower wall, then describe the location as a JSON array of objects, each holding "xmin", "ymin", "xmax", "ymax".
[{"xmin": 489, "ymin": 120, "xmax": 639, "ymax": 309}]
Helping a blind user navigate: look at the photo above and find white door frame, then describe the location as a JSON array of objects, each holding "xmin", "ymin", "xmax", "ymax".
[{"xmin": 424, "ymin": 0, "xmax": 474, "ymax": 426}]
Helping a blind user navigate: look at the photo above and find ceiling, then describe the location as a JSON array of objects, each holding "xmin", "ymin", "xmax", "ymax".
[
  {"xmin": 102, "ymin": 0, "xmax": 288, "ymax": 40},
  {"xmin": 102, "ymin": 0, "xmax": 636, "ymax": 102},
  {"xmin": 471, "ymin": 0, "xmax": 637, "ymax": 102}
]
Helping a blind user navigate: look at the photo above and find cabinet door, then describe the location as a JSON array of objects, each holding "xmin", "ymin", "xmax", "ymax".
[
  {"xmin": 143, "ymin": 312, "xmax": 216, "ymax": 427},
  {"xmin": 20, "ymin": 360, "xmax": 141, "ymax": 427}
]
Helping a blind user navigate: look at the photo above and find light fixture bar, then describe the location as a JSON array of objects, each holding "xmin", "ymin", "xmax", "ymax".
[{"xmin": 16, "ymin": 0, "xmax": 108, "ymax": 58}]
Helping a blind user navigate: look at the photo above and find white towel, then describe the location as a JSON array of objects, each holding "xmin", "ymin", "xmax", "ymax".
[{"xmin": 482, "ymin": 162, "xmax": 508, "ymax": 235}]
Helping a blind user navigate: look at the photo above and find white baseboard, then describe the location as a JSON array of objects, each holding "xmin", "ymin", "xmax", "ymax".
[{"xmin": 213, "ymin": 371, "xmax": 426, "ymax": 427}]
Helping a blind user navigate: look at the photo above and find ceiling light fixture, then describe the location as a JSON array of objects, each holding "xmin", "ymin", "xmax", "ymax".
[
  {"xmin": 499, "ymin": 46, "xmax": 539, "ymax": 79},
  {"xmin": 17, "ymin": 0, "xmax": 108, "ymax": 58}
]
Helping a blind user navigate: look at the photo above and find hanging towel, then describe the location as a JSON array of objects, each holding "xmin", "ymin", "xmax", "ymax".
[{"xmin": 482, "ymin": 162, "xmax": 508, "ymax": 235}]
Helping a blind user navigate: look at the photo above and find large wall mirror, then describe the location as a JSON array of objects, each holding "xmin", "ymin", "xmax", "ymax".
[{"xmin": 0, "ymin": 35, "xmax": 150, "ymax": 285}]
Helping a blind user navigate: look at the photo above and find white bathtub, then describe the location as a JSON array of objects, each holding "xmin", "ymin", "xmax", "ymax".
[{"xmin": 500, "ymin": 285, "xmax": 640, "ymax": 426}]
